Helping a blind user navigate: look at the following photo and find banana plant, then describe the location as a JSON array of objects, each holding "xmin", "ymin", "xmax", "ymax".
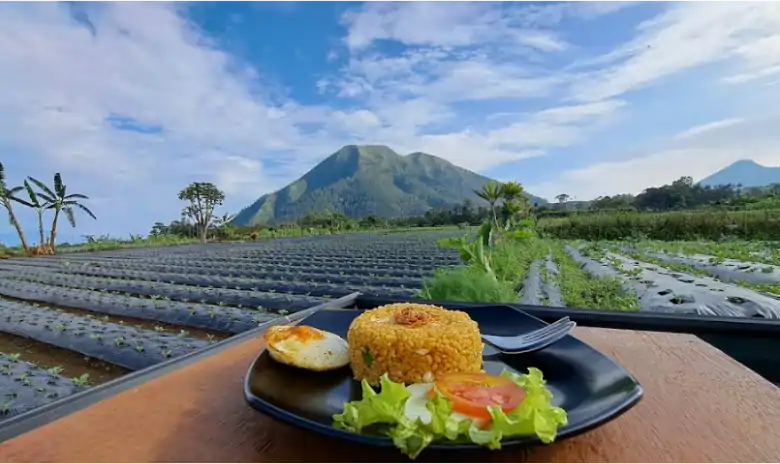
[
  {"xmin": 28, "ymin": 173, "xmax": 96, "ymax": 250},
  {"xmin": 459, "ymin": 238, "xmax": 496, "ymax": 282},
  {"xmin": 18, "ymin": 180, "xmax": 51, "ymax": 246}
]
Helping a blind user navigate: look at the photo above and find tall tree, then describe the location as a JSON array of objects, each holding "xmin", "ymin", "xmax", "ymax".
[
  {"xmin": 178, "ymin": 182, "xmax": 225, "ymax": 243},
  {"xmin": 555, "ymin": 193, "xmax": 570, "ymax": 204},
  {"xmin": 0, "ymin": 163, "xmax": 31, "ymax": 251},
  {"xmin": 31, "ymin": 173, "xmax": 97, "ymax": 249},
  {"xmin": 474, "ymin": 181, "xmax": 503, "ymax": 229}
]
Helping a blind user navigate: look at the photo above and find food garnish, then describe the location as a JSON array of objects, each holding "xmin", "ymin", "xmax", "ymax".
[
  {"xmin": 333, "ymin": 368, "xmax": 567, "ymax": 459},
  {"xmin": 431, "ymin": 373, "xmax": 527, "ymax": 420}
]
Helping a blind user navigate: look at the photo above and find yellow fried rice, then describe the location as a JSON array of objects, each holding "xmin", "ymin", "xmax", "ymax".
[{"xmin": 346, "ymin": 303, "xmax": 483, "ymax": 385}]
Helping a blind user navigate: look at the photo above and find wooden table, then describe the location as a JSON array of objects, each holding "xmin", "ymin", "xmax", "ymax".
[{"xmin": 0, "ymin": 327, "xmax": 778, "ymax": 462}]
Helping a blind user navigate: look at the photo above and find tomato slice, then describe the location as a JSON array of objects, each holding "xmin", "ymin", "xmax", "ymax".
[{"xmin": 430, "ymin": 373, "xmax": 526, "ymax": 420}]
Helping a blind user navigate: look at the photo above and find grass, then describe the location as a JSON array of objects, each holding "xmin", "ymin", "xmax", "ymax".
[
  {"xmin": 549, "ymin": 241, "xmax": 640, "ymax": 311},
  {"xmin": 418, "ymin": 267, "xmax": 518, "ymax": 303},
  {"xmin": 419, "ymin": 238, "xmax": 544, "ymax": 303}
]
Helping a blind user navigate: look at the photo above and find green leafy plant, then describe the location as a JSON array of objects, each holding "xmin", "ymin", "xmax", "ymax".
[{"xmin": 419, "ymin": 267, "xmax": 517, "ymax": 303}]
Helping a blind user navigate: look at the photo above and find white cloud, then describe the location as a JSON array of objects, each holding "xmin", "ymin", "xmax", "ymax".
[
  {"xmin": 569, "ymin": 2, "xmax": 780, "ymax": 101},
  {"xmin": 535, "ymin": 100, "xmax": 626, "ymax": 124},
  {"xmin": 320, "ymin": 2, "xmax": 633, "ymax": 175},
  {"xmin": 0, "ymin": 2, "xmax": 355, "ymax": 237},
  {"xmin": 722, "ymin": 64, "xmax": 780, "ymax": 85},
  {"xmin": 674, "ymin": 118, "xmax": 744, "ymax": 140},
  {"xmin": 341, "ymin": 2, "xmax": 572, "ymax": 53}
]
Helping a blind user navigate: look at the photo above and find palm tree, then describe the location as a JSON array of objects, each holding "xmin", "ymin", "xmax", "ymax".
[
  {"xmin": 19, "ymin": 179, "xmax": 51, "ymax": 246},
  {"xmin": 500, "ymin": 181, "xmax": 525, "ymax": 202},
  {"xmin": 474, "ymin": 181, "xmax": 503, "ymax": 228},
  {"xmin": 0, "ymin": 162, "xmax": 30, "ymax": 252},
  {"xmin": 30, "ymin": 173, "xmax": 97, "ymax": 249}
]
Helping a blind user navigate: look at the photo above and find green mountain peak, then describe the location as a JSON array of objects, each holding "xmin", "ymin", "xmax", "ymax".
[{"xmin": 233, "ymin": 145, "xmax": 547, "ymax": 226}]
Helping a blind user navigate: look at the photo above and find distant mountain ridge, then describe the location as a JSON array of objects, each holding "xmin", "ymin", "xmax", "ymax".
[
  {"xmin": 699, "ymin": 160, "xmax": 780, "ymax": 188},
  {"xmin": 233, "ymin": 145, "xmax": 547, "ymax": 226}
]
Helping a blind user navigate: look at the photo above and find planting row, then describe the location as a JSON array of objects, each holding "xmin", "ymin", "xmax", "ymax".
[
  {"xmin": 0, "ymin": 270, "xmax": 341, "ymax": 308},
  {"xmin": 1, "ymin": 258, "xmax": 432, "ymax": 280},
  {"xmin": 18, "ymin": 253, "xmax": 449, "ymax": 272},
  {"xmin": 0, "ymin": 298, "xmax": 213, "ymax": 371},
  {"xmin": 520, "ymin": 254, "xmax": 565, "ymax": 307},
  {"xmin": 569, "ymin": 246, "xmax": 780, "ymax": 318},
  {"xmin": 619, "ymin": 249, "xmax": 780, "ymax": 296},
  {"xmin": 0, "ymin": 279, "xmax": 274, "ymax": 334},
  {"xmin": 0, "ymin": 352, "xmax": 87, "ymax": 423},
  {"xmin": 0, "ymin": 262, "xmax": 423, "ymax": 291}
]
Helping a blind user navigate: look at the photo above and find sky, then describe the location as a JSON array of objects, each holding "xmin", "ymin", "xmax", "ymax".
[{"xmin": 1, "ymin": 1, "xmax": 780, "ymax": 245}]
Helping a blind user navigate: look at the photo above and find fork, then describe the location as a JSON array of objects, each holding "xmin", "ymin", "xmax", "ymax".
[{"xmin": 481, "ymin": 317, "xmax": 576, "ymax": 354}]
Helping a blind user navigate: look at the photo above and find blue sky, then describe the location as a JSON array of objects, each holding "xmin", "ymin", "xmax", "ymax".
[{"xmin": 1, "ymin": 1, "xmax": 780, "ymax": 246}]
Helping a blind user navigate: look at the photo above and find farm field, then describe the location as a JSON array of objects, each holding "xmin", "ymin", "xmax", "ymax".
[{"xmin": 0, "ymin": 230, "xmax": 778, "ymax": 422}]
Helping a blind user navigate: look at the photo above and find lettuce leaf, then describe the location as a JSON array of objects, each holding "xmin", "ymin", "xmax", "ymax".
[{"xmin": 332, "ymin": 368, "xmax": 568, "ymax": 459}]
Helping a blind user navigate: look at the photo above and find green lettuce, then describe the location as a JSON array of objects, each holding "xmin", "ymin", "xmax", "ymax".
[{"xmin": 332, "ymin": 368, "xmax": 568, "ymax": 459}]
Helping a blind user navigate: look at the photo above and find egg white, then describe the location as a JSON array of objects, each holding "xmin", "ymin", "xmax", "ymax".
[{"xmin": 265, "ymin": 326, "xmax": 350, "ymax": 371}]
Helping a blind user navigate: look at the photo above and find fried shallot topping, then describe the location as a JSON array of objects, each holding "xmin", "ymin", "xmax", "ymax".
[{"xmin": 394, "ymin": 306, "xmax": 438, "ymax": 327}]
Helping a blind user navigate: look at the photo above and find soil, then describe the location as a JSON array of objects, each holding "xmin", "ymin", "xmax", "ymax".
[{"xmin": 0, "ymin": 331, "xmax": 130, "ymax": 385}]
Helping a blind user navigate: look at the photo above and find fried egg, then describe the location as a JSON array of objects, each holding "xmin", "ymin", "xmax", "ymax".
[{"xmin": 264, "ymin": 325, "xmax": 349, "ymax": 371}]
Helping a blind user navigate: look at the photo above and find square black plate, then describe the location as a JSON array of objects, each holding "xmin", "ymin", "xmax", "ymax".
[{"xmin": 244, "ymin": 306, "xmax": 643, "ymax": 452}]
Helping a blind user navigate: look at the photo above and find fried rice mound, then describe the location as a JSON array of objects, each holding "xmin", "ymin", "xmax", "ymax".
[{"xmin": 347, "ymin": 303, "xmax": 483, "ymax": 385}]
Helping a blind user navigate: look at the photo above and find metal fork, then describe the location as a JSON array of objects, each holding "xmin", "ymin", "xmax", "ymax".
[{"xmin": 481, "ymin": 316, "xmax": 576, "ymax": 354}]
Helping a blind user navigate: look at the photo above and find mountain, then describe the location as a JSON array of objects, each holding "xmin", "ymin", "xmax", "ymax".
[
  {"xmin": 699, "ymin": 160, "xmax": 780, "ymax": 188},
  {"xmin": 233, "ymin": 145, "xmax": 547, "ymax": 226}
]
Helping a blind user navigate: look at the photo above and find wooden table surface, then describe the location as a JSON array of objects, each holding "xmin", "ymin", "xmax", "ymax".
[{"xmin": 0, "ymin": 327, "xmax": 778, "ymax": 463}]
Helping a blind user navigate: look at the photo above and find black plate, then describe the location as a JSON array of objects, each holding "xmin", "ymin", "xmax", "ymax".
[{"xmin": 244, "ymin": 306, "xmax": 643, "ymax": 452}]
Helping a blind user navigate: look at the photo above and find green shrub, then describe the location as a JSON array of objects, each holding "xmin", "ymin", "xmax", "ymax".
[
  {"xmin": 418, "ymin": 267, "xmax": 518, "ymax": 303},
  {"xmin": 538, "ymin": 209, "xmax": 780, "ymax": 241}
]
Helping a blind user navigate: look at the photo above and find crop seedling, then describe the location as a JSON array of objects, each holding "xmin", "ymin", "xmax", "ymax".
[{"xmin": 72, "ymin": 374, "xmax": 91, "ymax": 387}]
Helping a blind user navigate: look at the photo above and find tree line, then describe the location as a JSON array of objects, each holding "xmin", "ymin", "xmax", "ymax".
[
  {"xmin": 0, "ymin": 162, "xmax": 96, "ymax": 255},
  {"xmin": 149, "ymin": 176, "xmax": 780, "ymax": 243},
  {"xmin": 543, "ymin": 176, "xmax": 780, "ymax": 217}
]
